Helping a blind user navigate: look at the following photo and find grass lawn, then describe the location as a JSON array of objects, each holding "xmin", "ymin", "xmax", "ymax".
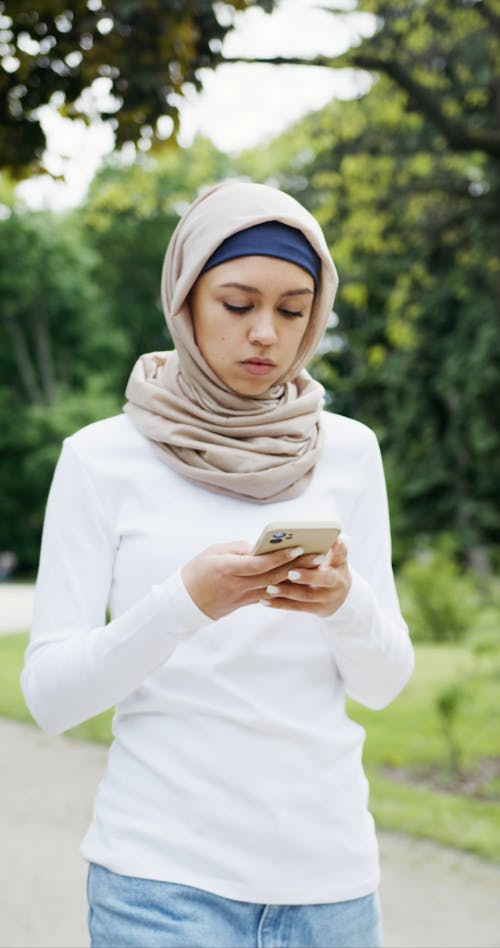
[
  {"xmin": 3, "ymin": 633, "xmax": 499, "ymax": 861},
  {"xmin": 347, "ymin": 644, "xmax": 500, "ymax": 862}
]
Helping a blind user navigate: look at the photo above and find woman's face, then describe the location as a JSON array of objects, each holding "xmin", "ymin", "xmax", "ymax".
[{"xmin": 189, "ymin": 255, "xmax": 315, "ymax": 395}]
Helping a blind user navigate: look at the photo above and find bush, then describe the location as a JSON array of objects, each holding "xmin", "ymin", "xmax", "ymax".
[
  {"xmin": 0, "ymin": 383, "xmax": 121, "ymax": 570},
  {"xmin": 396, "ymin": 545, "xmax": 480, "ymax": 642}
]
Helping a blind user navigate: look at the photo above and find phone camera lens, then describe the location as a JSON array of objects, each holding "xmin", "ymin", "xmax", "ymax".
[{"xmin": 270, "ymin": 530, "xmax": 287, "ymax": 545}]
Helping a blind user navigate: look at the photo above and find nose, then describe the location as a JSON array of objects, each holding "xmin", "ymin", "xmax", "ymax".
[{"xmin": 248, "ymin": 309, "xmax": 278, "ymax": 346}]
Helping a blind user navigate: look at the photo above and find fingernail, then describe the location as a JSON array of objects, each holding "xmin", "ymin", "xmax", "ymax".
[
  {"xmin": 266, "ymin": 585, "xmax": 280, "ymax": 595},
  {"xmin": 259, "ymin": 599, "xmax": 270, "ymax": 607},
  {"xmin": 288, "ymin": 546, "xmax": 304, "ymax": 558},
  {"xmin": 288, "ymin": 570, "xmax": 301, "ymax": 581},
  {"xmin": 312, "ymin": 554, "xmax": 326, "ymax": 566}
]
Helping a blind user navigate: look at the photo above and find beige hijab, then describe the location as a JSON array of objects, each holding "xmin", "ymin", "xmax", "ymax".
[{"xmin": 124, "ymin": 181, "xmax": 338, "ymax": 503}]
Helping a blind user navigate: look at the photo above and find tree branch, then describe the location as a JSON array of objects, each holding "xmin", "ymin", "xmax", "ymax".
[
  {"xmin": 222, "ymin": 54, "xmax": 340, "ymax": 69},
  {"xmin": 222, "ymin": 54, "xmax": 500, "ymax": 159},
  {"xmin": 364, "ymin": 56, "xmax": 500, "ymax": 158},
  {"xmin": 475, "ymin": 1, "xmax": 500, "ymax": 36}
]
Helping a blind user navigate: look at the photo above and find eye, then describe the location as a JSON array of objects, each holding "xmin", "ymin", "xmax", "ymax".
[
  {"xmin": 279, "ymin": 308, "xmax": 304, "ymax": 318},
  {"xmin": 223, "ymin": 302, "xmax": 252, "ymax": 314}
]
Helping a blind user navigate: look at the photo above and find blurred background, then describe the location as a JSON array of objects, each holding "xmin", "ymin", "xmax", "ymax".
[{"xmin": 0, "ymin": 0, "xmax": 499, "ymax": 881}]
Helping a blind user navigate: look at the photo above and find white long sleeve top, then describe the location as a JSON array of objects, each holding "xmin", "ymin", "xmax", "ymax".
[{"xmin": 22, "ymin": 410, "xmax": 414, "ymax": 904}]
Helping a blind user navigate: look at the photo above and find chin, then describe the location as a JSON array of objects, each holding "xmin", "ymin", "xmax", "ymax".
[
  {"xmin": 224, "ymin": 379, "xmax": 276, "ymax": 398},
  {"xmin": 228, "ymin": 377, "xmax": 276, "ymax": 397}
]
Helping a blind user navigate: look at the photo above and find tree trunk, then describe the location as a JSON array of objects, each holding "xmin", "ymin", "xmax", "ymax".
[
  {"xmin": 30, "ymin": 303, "xmax": 54, "ymax": 405},
  {"xmin": 1, "ymin": 313, "xmax": 42, "ymax": 404}
]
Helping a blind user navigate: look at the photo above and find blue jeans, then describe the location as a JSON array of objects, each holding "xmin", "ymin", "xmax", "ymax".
[{"xmin": 87, "ymin": 863, "xmax": 383, "ymax": 947}]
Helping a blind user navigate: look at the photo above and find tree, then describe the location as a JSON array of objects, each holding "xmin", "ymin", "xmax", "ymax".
[
  {"xmin": 0, "ymin": 0, "xmax": 274, "ymax": 175},
  {"xmin": 237, "ymin": 74, "xmax": 500, "ymax": 565},
  {"xmin": 0, "ymin": 135, "xmax": 234, "ymax": 569},
  {"xmin": 0, "ymin": 209, "xmax": 127, "ymax": 404},
  {"xmin": 231, "ymin": 0, "xmax": 500, "ymax": 567},
  {"xmin": 82, "ymin": 135, "xmax": 233, "ymax": 382},
  {"xmin": 0, "ymin": 208, "xmax": 126, "ymax": 567},
  {"xmin": 228, "ymin": 0, "xmax": 500, "ymax": 161}
]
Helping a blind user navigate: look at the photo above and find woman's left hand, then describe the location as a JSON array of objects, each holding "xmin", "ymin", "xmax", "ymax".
[{"xmin": 260, "ymin": 537, "xmax": 351, "ymax": 617}]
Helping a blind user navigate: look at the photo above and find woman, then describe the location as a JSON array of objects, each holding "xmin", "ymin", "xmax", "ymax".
[{"xmin": 22, "ymin": 180, "xmax": 414, "ymax": 948}]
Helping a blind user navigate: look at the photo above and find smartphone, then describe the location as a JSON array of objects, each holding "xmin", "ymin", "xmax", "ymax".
[{"xmin": 252, "ymin": 520, "xmax": 341, "ymax": 556}]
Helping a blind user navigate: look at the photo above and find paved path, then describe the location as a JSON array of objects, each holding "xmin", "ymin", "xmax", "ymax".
[
  {"xmin": 0, "ymin": 582, "xmax": 35, "ymax": 633},
  {"xmin": 1, "ymin": 718, "xmax": 500, "ymax": 948},
  {"xmin": 2, "ymin": 584, "xmax": 500, "ymax": 947}
]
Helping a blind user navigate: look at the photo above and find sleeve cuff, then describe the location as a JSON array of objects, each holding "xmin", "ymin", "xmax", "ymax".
[
  {"xmin": 324, "ymin": 568, "xmax": 377, "ymax": 637},
  {"xmin": 151, "ymin": 568, "xmax": 214, "ymax": 638}
]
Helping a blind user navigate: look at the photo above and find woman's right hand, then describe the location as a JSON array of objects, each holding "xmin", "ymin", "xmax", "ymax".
[{"xmin": 181, "ymin": 542, "xmax": 311, "ymax": 620}]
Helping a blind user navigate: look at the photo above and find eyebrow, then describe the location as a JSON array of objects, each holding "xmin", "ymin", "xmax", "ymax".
[{"xmin": 219, "ymin": 282, "xmax": 314, "ymax": 297}]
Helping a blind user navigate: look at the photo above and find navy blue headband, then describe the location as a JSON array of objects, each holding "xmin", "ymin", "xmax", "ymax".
[{"xmin": 199, "ymin": 221, "xmax": 321, "ymax": 287}]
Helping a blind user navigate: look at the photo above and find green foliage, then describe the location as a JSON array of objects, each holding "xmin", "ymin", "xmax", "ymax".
[
  {"xmin": 0, "ymin": 0, "xmax": 275, "ymax": 175},
  {"xmin": 0, "ymin": 206, "xmax": 126, "ymax": 567},
  {"xmin": 0, "ymin": 632, "xmax": 33, "ymax": 724},
  {"xmin": 349, "ymin": 641, "xmax": 500, "ymax": 860},
  {"xmin": 246, "ymin": 0, "xmax": 500, "ymax": 160},
  {"xmin": 238, "ymin": 66, "xmax": 500, "ymax": 564},
  {"xmin": 397, "ymin": 544, "xmax": 481, "ymax": 643},
  {"xmin": 82, "ymin": 136, "xmax": 233, "ymax": 374},
  {"xmin": 0, "ymin": 209, "xmax": 128, "ymax": 404},
  {"xmin": 0, "ymin": 137, "xmax": 234, "ymax": 570},
  {"xmin": 435, "ymin": 684, "xmax": 464, "ymax": 775},
  {"xmin": 353, "ymin": 0, "xmax": 500, "ymax": 155},
  {"xmin": 2, "ymin": 3, "xmax": 499, "ymax": 572},
  {"xmin": 366, "ymin": 770, "xmax": 500, "ymax": 862},
  {"xmin": 394, "ymin": 547, "xmax": 500, "ymax": 775},
  {"xmin": 0, "ymin": 382, "xmax": 122, "ymax": 566}
]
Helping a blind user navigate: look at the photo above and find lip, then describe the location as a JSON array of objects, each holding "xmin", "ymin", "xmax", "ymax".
[{"xmin": 240, "ymin": 358, "xmax": 277, "ymax": 376}]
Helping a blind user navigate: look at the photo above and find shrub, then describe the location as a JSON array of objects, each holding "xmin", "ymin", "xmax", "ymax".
[{"xmin": 396, "ymin": 546, "xmax": 480, "ymax": 642}]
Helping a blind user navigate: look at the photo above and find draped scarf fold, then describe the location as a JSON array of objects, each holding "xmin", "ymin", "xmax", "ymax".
[{"xmin": 124, "ymin": 181, "xmax": 338, "ymax": 503}]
